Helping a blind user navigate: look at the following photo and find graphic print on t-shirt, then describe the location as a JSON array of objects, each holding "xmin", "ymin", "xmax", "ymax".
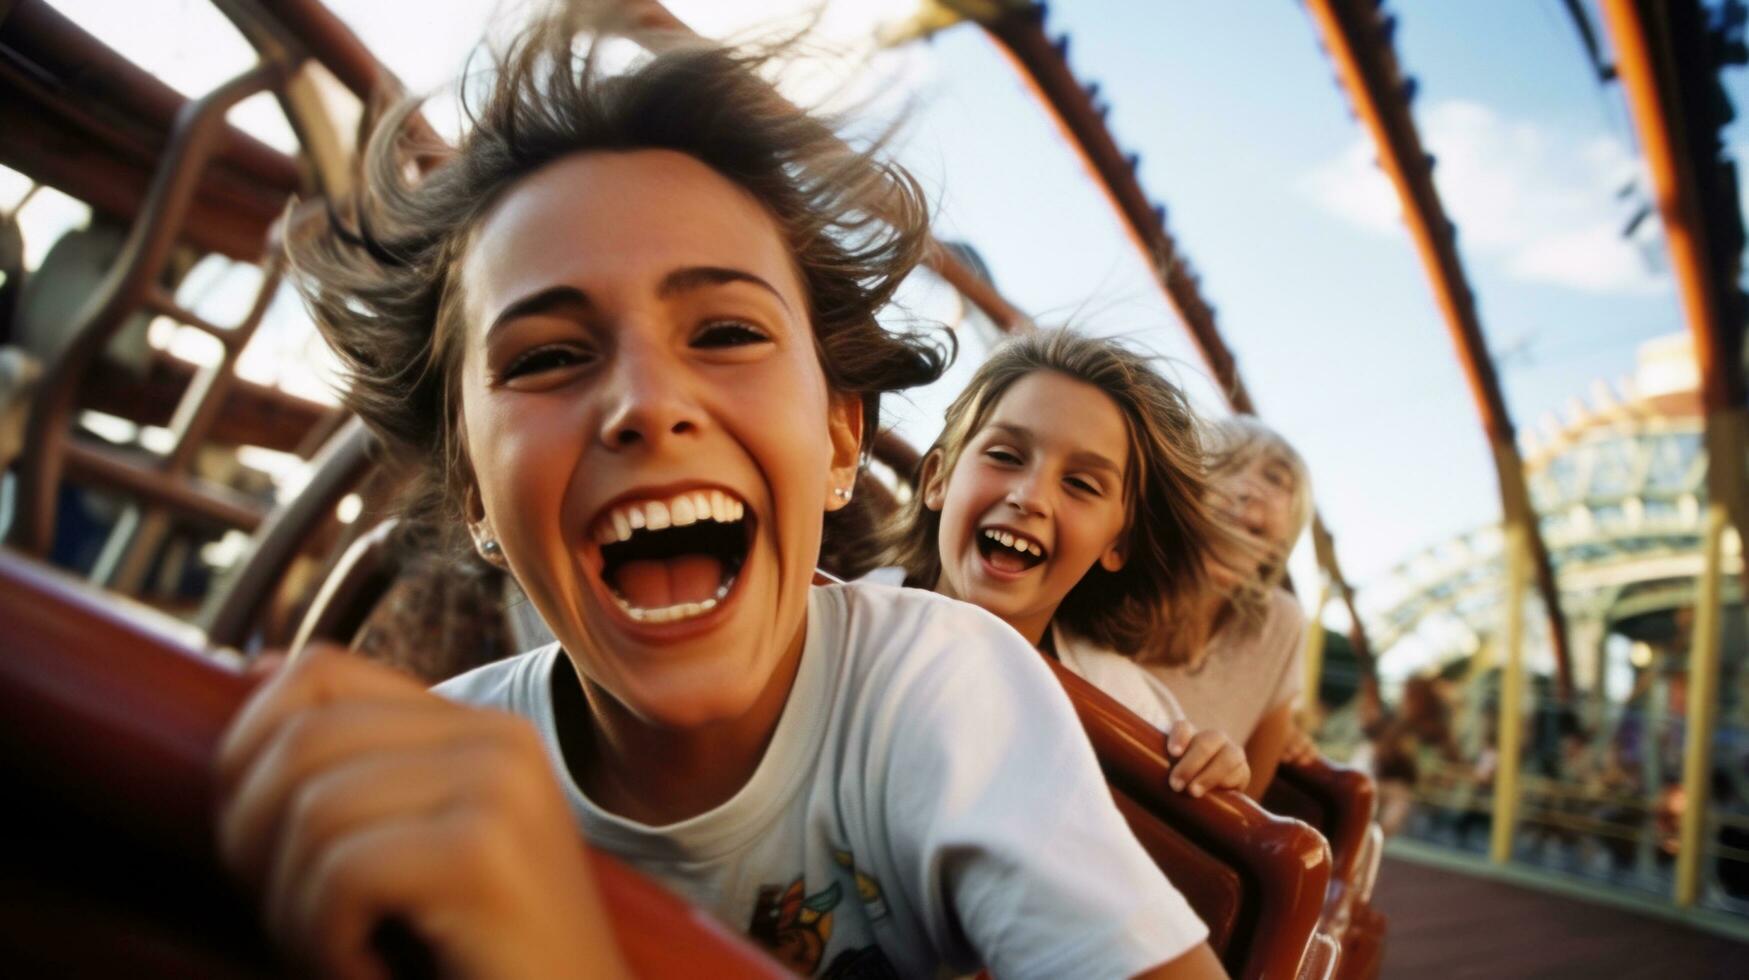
[
  {"xmin": 833, "ymin": 848, "xmax": 890, "ymax": 922},
  {"xmin": 748, "ymin": 850, "xmax": 898, "ymax": 978},
  {"xmin": 750, "ymin": 876, "xmax": 841, "ymax": 973}
]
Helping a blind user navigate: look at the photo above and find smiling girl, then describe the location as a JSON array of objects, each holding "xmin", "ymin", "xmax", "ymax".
[
  {"xmin": 213, "ymin": 13, "xmax": 1222, "ymax": 980},
  {"xmin": 874, "ymin": 330, "xmax": 1255, "ymax": 798}
]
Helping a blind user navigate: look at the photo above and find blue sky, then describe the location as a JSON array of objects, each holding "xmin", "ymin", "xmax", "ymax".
[{"xmin": 26, "ymin": 0, "xmax": 1743, "ymax": 660}]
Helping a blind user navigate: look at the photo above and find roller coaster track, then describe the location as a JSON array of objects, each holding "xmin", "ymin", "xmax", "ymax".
[{"xmin": 1302, "ymin": 0, "xmax": 1575, "ymax": 700}]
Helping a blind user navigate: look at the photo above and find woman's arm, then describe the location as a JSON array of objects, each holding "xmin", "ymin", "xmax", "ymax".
[
  {"xmin": 1134, "ymin": 943, "xmax": 1229, "ymax": 979},
  {"xmin": 1243, "ymin": 702, "xmax": 1296, "ymax": 799},
  {"xmin": 215, "ymin": 647, "xmax": 630, "ymax": 979}
]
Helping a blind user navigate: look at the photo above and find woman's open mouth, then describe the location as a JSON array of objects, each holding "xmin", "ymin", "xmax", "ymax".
[
  {"xmin": 590, "ymin": 488, "xmax": 752, "ymax": 624},
  {"xmin": 976, "ymin": 526, "xmax": 1048, "ymax": 575}
]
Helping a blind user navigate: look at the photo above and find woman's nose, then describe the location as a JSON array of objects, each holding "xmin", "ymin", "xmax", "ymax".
[{"xmin": 596, "ymin": 346, "xmax": 700, "ymax": 451}]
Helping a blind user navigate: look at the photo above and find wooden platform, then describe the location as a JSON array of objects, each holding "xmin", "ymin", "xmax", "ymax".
[{"xmin": 1375, "ymin": 856, "xmax": 1748, "ymax": 978}]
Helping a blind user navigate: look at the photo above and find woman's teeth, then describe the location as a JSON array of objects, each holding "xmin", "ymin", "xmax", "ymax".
[
  {"xmin": 983, "ymin": 527, "xmax": 1044, "ymax": 557},
  {"xmin": 594, "ymin": 489, "xmax": 746, "ymax": 544},
  {"xmin": 610, "ymin": 578, "xmax": 735, "ymax": 623}
]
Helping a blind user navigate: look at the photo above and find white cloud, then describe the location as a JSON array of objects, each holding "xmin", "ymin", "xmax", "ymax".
[{"xmin": 1301, "ymin": 99, "xmax": 1667, "ymax": 296}]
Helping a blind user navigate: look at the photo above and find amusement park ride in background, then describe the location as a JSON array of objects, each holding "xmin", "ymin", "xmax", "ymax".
[{"xmin": 0, "ymin": 0, "xmax": 1746, "ymax": 975}]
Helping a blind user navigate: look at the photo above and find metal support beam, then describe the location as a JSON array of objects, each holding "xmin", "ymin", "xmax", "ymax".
[
  {"xmin": 1301, "ymin": 582, "xmax": 1331, "ymax": 729},
  {"xmin": 9, "ymin": 58, "xmax": 286, "ymax": 557},
  {"xmin": 1491, "ymin": 522, "xmax": 1532, "ymax": 864},
  {"xmin": 1303, "ymin": 0, "xmax": 1574, "ymax": 700},
  {"xmin": 1310, "ymin": 511, "xmax": 1378, "ymax": 708},
  {"xmin": 1676, "ymin": 501, "xmax": 1728, "ymax": 905}
]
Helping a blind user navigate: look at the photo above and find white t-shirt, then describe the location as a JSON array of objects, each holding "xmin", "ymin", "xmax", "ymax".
[
  {"xmin": 1051, "ymin": 623, "xmax": 1188, "ymax": 732},
  {"xmin": 437, "ymin": 582, "xmax": 1206, "ymax": 979},
  {"xmin": 859, "ymin": 567, "xmax": 1187, "ymax": 734}
]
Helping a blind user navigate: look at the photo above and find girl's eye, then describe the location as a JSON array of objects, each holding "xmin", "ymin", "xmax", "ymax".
[
  {"xmin": 984, "ymin": 448, "xmax": 1023, "ymax": 465},
  {"xmin": 1066, "ymin": 476, "xmax": 1102, "ymax": 496},
  {"xmin": 503, "ymin": 344, "xmax": 592, "ymax": 378},
  {"xmin": 693, "ymin": 320, "xmax": 771, "ymax": 348}
]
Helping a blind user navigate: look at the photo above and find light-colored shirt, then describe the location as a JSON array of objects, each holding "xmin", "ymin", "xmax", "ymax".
[
  {"xmin": 1052, "ymin": 622, "xmax": 1188, "ymax": 731},
  {"xmin": 859, "ymin": 566, "xmax": 1187, "ymax": 733},
  {"xmin": 437, "ymin": 582, "xmax": 1207, "ymax": 979},
  {"xmin": 1149, "ymin": 588, "xmax": 1306, "ymax": 744}
]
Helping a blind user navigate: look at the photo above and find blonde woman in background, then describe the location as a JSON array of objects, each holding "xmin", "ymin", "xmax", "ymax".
[{"xmin": 1149, "ymin": 416, "xmax": 1315, "ymax": 798}]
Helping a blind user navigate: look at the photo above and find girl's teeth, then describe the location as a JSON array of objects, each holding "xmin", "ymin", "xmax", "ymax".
[
  {"xmin": 610, "ymin": 575, "xmax": 737, "ymax": 623},
  {"xmin": 616, "ymin": 595, "xmax": 718, "ymax": 624},
  {"xmin": 671, "ymin": 495, "xmax": 697, "ymax": 526},
  {"xmin": 983, "ymin": 528, "xmax": 1042, "ymax": 557},
  {"xmin": 595, "ymin": 491, "xmax": 752, "ymax": 543}
]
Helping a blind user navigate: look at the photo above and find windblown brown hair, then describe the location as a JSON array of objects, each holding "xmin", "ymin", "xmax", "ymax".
[
  {"xmin": 289, "ymin": 6, "xmax": 950, "ymax": 551},
  {"xmin": 876, "ymin": 329, "xmax": 1242, "ymax": 664}
]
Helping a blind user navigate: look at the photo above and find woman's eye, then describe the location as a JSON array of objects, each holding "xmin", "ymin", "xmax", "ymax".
[
  {"xmin": 693, "ymin": 320, "xmax": 770, "ymax": 348},
  {"xmin": 503, "ymin": 345, "xmax": 591, "ymax": 378}
]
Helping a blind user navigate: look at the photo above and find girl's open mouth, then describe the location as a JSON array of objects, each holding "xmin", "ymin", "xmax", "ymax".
[
  {"xmin": 976, "ymin": 526, "xmax": 1048, "ymax": 575},
  {"xmin": 590, "ymin": 488, "xmax": 753, "ymax": 624}
]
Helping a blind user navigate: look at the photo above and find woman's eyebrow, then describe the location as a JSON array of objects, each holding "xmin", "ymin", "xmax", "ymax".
[
  {"xmin": 658, "ymin": 265, "xmax": 791, "ymax": 312},
  {"xmin": 985, "ymin": 422, "xmax": 1120, "ymax": 476},
  {"xmin": 487, "ymin": 285, "xmax": 592, "ymax": 339},
  {"xmin": 1068, "ymin": 450, "xmax": 1122, "ymax": 478}
]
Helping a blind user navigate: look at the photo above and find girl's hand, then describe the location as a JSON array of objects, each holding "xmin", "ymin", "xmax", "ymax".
[
  {"xmin": 1280, "ymin": 726, "xmax": 1320, "ymax": 767},
  {"xmin": 1164, "ymin": 721, "xmax": 1250, "ymax": 798},
  {"xmin": 214, "ymin": 646, "xmax": 628, "ymax": 980}
]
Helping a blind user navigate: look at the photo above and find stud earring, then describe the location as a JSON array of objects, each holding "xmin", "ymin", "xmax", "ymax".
[
  {"xmin": 480, "ymin": 539, "xmax": 502, "ymax": 557},
  {"xmin": 832, "ymin": 487, "xmax": 852, "ymax": 501}
]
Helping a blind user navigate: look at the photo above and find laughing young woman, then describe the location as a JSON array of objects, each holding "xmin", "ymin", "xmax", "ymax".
[
  {"xmin": 212, "ymin": 11, "xmax": 1224, "ymax": 980},
  {"xmin": 872, "ymin": 330, "xmax": 1255, "ymax": 798}
]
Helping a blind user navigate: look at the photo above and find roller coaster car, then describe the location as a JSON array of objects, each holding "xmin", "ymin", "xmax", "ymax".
[
  {"xmin": 0, "ymin": 542, "xmax": 1343, "ymax": 979},
  {"xmin": 0, "ymin": 550, "xmax": 790, "ymax": 979}
]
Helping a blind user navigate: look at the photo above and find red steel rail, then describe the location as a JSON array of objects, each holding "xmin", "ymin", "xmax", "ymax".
[
  {"xmin": 973, "ymin": 7, "xmax": 1255, "ymax": 412},
  {"xmin": 1598, "ymin": 0, "xmax": 1749, "ymax": 537},
  {"xmin": 1302, "ymin": 0, "xmax": 1573, "ymax": 698}
]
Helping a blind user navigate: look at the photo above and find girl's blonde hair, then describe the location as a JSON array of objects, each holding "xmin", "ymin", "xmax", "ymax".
[
  {"xmin": 1204, "ymin": 415, "xmax": 1313, "ymax": 596},
  {"xmin": 877, "ymin": 330, "xmax": 1241, "ymax": 664}
]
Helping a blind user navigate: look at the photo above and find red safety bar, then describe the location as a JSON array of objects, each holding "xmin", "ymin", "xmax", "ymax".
[{"xmin": 0, "ymin": 549, "xmax": 788, "ymax": 978}]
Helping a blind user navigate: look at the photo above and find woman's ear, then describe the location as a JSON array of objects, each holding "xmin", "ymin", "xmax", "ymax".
[
  {"xmin": 457, "ymin": 423, "xmax": 507, "ymax": 570},
  {"xmin": 918, "ymin": 449, "xmax": 948, "ymax": 512},
  {"xmin": 1099, "ymin": 541, "xmax": 1128, "ymax": 573},
  {"xmin": 824, "ymin": 392, "xmax": 865, "ymax": 512},
  {"xmin": 462, "ymin": 481, "xmax": 509, "ymax": 569}
]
